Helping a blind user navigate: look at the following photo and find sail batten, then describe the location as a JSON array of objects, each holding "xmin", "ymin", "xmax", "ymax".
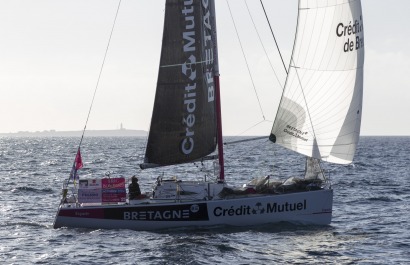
[{"xmin": 271, "ymin": 0, "xmax": 364, "ymax": 165}]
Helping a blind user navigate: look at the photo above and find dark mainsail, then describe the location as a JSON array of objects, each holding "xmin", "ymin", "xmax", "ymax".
[{"xmin": 142, "ymin": 0, "xmax": 217, "ymax": 168}]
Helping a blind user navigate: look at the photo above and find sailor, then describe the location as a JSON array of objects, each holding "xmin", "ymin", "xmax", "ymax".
[{"xmin": 128, "ymin": 175, "xmax": 141, "ymax": 200}]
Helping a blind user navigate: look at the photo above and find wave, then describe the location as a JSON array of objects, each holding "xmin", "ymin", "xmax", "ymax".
[
  {"xmin": 4, "ymin": 221, "xmax": 48, "ymax": 228},
  {"xmin": 367, "ymin": 196, "xmax": 402, "ymax": 202},
  {"xmin": 12, "ymin": 186, "xmax": 54, "ymax": 194}
]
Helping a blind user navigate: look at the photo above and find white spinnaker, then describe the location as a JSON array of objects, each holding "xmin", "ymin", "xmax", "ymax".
[{"xmin": 271, "ymin": 0, "xmax": 364, "ymax": 164}]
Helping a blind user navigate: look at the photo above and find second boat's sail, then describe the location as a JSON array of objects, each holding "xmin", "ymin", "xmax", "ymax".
[
  {"xmin": 143, "ymin": 0, "xmax": 218, "ymax": 168},
  {"xmin": 270, "ymin": 0, "xmax": 365, "ymax": 164}
]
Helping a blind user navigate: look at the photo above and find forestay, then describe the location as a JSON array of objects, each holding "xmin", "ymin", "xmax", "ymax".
[{"xmin": 270, "ymin": 0, "xmax": 365, "ymax": 164}]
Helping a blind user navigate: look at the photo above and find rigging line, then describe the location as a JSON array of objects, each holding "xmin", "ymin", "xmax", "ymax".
[
  {"xmin": 67, "ymin": 0, "xmax": 122, "ymax": 184},
  {"xmin": 244, "ymin": 0, "xmax": 283, "ymax": 89},
  {"xmin": 291, "ymin": 59, "xmax": 318, "ymax": 145},
  {"xmin": 233, "ymin": 119, "xmax": 273, "ymax": 138},
  {"xmin": 259, "ymin": 0, "xmax": 288, "ymax": 75},
  {"xmin": 289, "ymin": 2, "xmax": 321, "ymax": 164},
  {"xmin": 224, "ymin": 136, "xmax": 267, "ymax": 145},
  {"xmin": 79, "ymin": 0, "xmax": 122, "ymax": 148},
  {"xmin": 226, "ymin": 0, "xmax": 265, "ymax": 120}
]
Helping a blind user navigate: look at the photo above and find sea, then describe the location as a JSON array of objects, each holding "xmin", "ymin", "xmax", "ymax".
[{"xmin": 0, "ymin": 136, "xmax": 409, "ymax": 264}]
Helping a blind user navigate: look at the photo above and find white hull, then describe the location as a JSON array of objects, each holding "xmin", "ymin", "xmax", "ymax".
[{"xmin": 53, "ymin": 189, "xmax": 333, "ymax": 230}]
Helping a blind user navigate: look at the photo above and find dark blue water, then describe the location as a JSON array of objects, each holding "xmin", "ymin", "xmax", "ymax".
[{"xmin": 0, "ymin": 136, "xmax": 409, "ymax": 264}]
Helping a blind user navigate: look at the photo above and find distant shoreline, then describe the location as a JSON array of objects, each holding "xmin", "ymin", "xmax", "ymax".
[
  {"xmin": 0, "ymin": 131, "xmax": 408, "ymax": 138},
  {"xmin": 0, "ymin": 129, "xmax": 148, "ymax": 137}
]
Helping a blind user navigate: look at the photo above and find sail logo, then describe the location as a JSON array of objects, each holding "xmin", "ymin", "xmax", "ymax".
[
  {"xmin": 202, "ymin": 0, "xmax": 215, "ymax": 103},
  {"xmin": 336, "ymin": 15, "xmax": 364, "ymax": 52},
  {"xmin": 213, "ymin": 200, "xmax": 307, "ymax": 217},
  {"xmin": 182, "ymin": 55, "xmax": 197, "ymax": 81},
  {"xmin": 181, "ymin": 0, "xmax": 199, "ymax": 155},
  {"xmin": 284, "ymin": 125, "xmax": 308, "ymax": 142},
  {"xmin": 180, "ymin": 0, "xmax": 216, "ymax": 155}
]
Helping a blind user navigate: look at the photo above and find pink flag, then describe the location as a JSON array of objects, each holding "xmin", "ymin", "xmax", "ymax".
[{"xmin": 75, "ymin": 148, "xmax": 83, "ymax": 170}]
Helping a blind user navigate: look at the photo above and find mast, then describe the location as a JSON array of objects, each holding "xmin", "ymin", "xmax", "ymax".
[{"xmin": 210, "ymin": 0, "xmax": 224, "ymax": 181}]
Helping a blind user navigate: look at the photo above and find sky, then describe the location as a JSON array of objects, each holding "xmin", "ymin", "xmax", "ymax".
[{"xmin": 0, "ymin": 0, "xmax": 409, "ymax": 136}]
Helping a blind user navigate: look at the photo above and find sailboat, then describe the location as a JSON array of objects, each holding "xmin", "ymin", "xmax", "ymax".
[{"xmin": 53, "ymin": 0, "xmax": 364, "ymax": 230}]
